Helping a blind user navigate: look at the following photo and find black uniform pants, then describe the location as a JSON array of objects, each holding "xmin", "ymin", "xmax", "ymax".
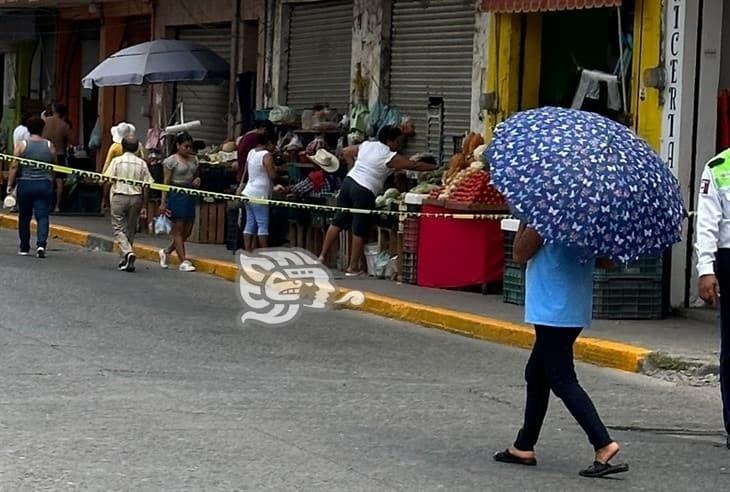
[{"xmin": 714, "ymin": 249, "xmax": 730, "ymax": 434}]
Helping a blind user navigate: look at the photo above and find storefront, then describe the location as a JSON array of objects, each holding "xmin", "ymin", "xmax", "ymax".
[
  {"xmin": 388, "ymin": 0, "xmax": 477, "ymax": 158},
  {"xmin": 284, "ymin": 0, "xmax": 353, "ymax": 114},
  {"xmin": 175, "ymin": 24, "xmax": 233, "ymax": 147},
  {"xmin": 479, "ymin": 0, "xmax": 684, "ymax": 315}
]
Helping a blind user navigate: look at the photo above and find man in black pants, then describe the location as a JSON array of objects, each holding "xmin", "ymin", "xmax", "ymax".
[
  {"xmin": 695, "ymin": 149, "xmax": 730, "ymax": 449},
  {"xmin": 493, "ymin": 223, "xmax": 628, "ymax": 478}
]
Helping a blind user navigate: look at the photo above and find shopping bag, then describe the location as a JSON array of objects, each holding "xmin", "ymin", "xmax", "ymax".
[{"xmin": 154, "ymin": 215, "xmax": 172, "ymax": 235}]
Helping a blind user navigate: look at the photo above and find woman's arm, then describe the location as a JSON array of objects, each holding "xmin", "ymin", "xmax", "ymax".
[
  {"xmin": 7, "ymin": 141, "xmax": 25, "ymax": 191},
  {"xmin": 161, "ymin": 166, "xmax": 173, "ymax": 209},
  {"xmin": 513, "ymin": 222, "xmax": 543, "ymax": 264},
  {"xmin": 263, "ymin": 153, "xmax": 277, "ymax": 180},
  {"xmin": 342, "ymin": 145, "xmax": 359, "ymax": 167},
  {"xmin": 387, "ymin": 153, "xmax": 438, "ymax": 172}
]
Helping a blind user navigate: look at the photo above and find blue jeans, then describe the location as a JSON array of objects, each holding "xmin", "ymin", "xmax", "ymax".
[
  {"xmin": 244, "ymin": 203, "xmax": 269, "ymax": 236},
  {"xmin": 17, "ymin": 179, "xmax": 53, "ymax": 251}
]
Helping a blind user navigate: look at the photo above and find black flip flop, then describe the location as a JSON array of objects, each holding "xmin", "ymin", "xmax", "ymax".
[
  {"xmin": 579, "ymin": 461, "xmax": 629, "ymax": 478},
  {"xmin": 493, "ymin": 449, "xmax": 537, "ymax": 466}
]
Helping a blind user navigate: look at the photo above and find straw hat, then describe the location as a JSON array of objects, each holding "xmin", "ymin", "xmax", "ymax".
[
  {"xmin": 307, "ymin": 149, "xmax": 340, "ymax": 173},
  {"xmin": 110, "ymin": 122, "xmax": 136, "ymax": 144}
]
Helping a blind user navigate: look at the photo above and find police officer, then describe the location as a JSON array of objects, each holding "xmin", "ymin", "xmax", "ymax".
[{"xmin": 696, "ymin": 148, "xmax": 730, "ymax": 449}]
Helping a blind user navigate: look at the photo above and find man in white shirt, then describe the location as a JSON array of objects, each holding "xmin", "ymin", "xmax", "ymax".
[
  {"xmin": 104, "ymin": 136, "xmax": 154, "ymax": 272},
  {"xmin": 695, "ymin": 147, "xmax": 730, "ymax": 449},
  {"xmin": 12, "ymin": 113, "xmax": 31, "ymax": 147}
]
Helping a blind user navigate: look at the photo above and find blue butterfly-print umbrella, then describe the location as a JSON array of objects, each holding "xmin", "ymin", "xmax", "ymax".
[{"xmin": 484, "ymin": 107, "xmax": 685, "ymax": 262}]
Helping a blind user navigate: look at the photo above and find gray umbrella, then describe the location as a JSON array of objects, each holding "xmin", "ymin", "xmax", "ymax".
[{"xmin": 82, "ymin": 39, "xmax": 230, "ymax": 89}]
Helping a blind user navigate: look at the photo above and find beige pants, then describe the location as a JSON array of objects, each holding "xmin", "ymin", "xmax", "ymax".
[{"xmin": 111, "ymin": 194, "xmax": 143, "ymax": 257}]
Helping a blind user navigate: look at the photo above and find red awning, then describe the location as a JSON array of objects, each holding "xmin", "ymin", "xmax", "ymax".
[{"xmin": 481, "ymin": 0, "xmax": 622, "ymax": 13}]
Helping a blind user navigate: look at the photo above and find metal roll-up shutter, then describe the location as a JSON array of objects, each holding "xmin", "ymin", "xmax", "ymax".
[
  {"xmin": 177, "ymin": 25, "xmax": 231, "ymax": 146},
  {"xmin": 389, "ymin": 0, "xmax": 476, "ymax": 156},
  {"xmin": 286, "ymin": 0, "xmax": 353, "ymax": 114}
]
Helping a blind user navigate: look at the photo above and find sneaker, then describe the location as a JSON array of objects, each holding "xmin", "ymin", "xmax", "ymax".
[
  {"xmin": 158, "ymin": 248, "xmax": 169, "ymax": 269},
  {"xmin": 125, "ymin": 253, "xmax": 136, "ymax": 273},
  {"xmin": 18, "ymin": 250, "xmax": 29, "ymax": 256},
  {"xmin": 118, "ymin": 257, "xmax": 127, "ymax": 270},
  {"xmin": 36, "ymin": 247, "xmax": 46, "ymax": 259},
  {"xmin": 179, "ymin": 260, "xmax": 196, "ymax": 272}
]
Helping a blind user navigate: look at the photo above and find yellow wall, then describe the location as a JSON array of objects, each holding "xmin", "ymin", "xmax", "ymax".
[
  {"xmin": 631, "ymin": 0, "xmax": 663, "ymax": 151},
  {"xmin": 484, "ymin": 1, "xmax": 664, "ymax": 153}
]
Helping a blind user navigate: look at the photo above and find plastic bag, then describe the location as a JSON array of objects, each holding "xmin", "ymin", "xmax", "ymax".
[{"xmin": 154, "ymin": 214, "xmax": 172, "ymax": 235}]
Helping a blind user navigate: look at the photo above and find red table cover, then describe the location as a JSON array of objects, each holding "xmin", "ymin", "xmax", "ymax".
[{"xmin": 416, "ymin": 204, "xmax": 505, "ymax": 288}]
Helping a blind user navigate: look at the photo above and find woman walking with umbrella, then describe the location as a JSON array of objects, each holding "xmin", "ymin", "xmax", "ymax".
[{"xmin": 487, "ymin": 107, "xmax": 684, "ymax": 477}]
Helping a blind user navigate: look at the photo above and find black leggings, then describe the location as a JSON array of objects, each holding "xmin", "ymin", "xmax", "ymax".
[{"xmin": 514, "ymin": 326, "xmax": 612, "ymax": 452}]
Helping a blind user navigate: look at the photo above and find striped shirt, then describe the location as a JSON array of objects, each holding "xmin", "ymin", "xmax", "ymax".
[{"xmin": 104, "ymin": 152, "xmax": 154, "ymax": 195}]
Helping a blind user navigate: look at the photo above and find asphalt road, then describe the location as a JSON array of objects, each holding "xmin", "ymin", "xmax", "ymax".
[{"xmin": 0, "ymin": 230, "xmax": 728, "ymax": 491}]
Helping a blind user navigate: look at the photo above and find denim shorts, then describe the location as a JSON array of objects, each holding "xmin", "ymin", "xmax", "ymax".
[
  {"xmin": 244, "ymin": 203, "xmax": 269, "ymax": 236},
  {"xmin": 167, "ymin": 191, "xmax": 196, "ymax": 221}
]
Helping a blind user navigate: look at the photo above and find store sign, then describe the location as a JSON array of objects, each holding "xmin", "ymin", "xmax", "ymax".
[{"xmin": 660, "ymin": 0, "xmax": 684, "ymax": 177}]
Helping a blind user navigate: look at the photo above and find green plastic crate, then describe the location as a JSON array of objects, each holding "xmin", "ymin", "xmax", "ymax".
[
  {"xmin": 594, "ymin": 256, "xmax": 663, "ymax": 281},
  {"xmin": 503, "ymin": 262, "xmax": 526, "ymax": 305},
  {"xmin": 592, "ymin": 278, "xmax": 662, "ymax": 320}
]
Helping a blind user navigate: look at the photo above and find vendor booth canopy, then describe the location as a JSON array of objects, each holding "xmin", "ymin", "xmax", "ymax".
[
  {"xmin": 82, "ymin": 39, "xmax": 230, "ymax": 89},
  {"xmin": 481, "ymin": 0, "xmax": 621, "ymax": 12}
]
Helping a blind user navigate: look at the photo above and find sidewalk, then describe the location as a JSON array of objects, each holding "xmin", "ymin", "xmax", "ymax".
[{"xmin": 1, "ymin": 213, "xmax": 721, "ymax": 374}]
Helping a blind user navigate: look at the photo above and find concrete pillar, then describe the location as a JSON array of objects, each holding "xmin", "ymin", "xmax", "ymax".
[{"xmin": 97, "ymin": 16, "xmax": 127, "ymax": 172}]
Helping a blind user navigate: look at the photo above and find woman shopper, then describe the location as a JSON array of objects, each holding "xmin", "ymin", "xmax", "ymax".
[
  {"xmin": 318, "ymin": 125, "xmax": 437, "ymax": 275},
  {"xmin": 159, "ymin": 132, "xmax": 200, "ymax": 272},
  {"xmin": 493, "ymin": 223, "xmax": 628, "ymax": 478},
  {"xmin": 237, "ymin": 132, "xmax": 278, "ymax": 252},
  {"xmin": 6, "ymin": 117, "xmax": 56, "ymax": 258}
]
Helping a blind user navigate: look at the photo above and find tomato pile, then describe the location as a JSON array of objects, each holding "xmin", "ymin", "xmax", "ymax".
[{"xmin": 429, "ymin": 166, "xmax": 505, "ymax": 205}]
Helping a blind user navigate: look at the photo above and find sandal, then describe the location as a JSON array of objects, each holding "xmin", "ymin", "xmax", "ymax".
[
  {"xmin": 493, "ymin": 449, "xmax": 537, "ymax": 466},
  {"xmin": 579, "ymin": 461, "xmax": 629, "ymax": 478}
]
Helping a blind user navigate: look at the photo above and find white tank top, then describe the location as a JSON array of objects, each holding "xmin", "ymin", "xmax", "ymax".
[
  {"xmin": 347, "ymin": 141, "xmax": 397, "ymax": 195},
  {"xmin": 242, "ymin": 148, "xmax": 272, "ymax": 199}
]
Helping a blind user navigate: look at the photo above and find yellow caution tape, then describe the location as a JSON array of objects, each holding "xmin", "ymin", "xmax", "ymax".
[{"xmin": 1, "ymin": 153, "xmax": 511, "ymax": 220}]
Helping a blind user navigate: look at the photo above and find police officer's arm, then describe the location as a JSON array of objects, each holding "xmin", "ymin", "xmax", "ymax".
[
  {"xmin": 696, "ymin": 164, "xmax": 723, "ymax": 278},
  {"xmin": 513, "ymin": 222, "xmax": 543, "ymax": 264}
]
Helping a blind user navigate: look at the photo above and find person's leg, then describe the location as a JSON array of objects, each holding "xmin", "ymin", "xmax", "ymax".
[
  {"xmin": 320, "ymin": 178, "xmax": 353, "ymax": 262},
  {"xmin": 347, "ymin": 181, "xmax": 376, "ymax": 273},
  {"xmin": 348, "ymin": 234, "xmax": 365, "ymax": 273},
  {"xmin": 16, "ymin": 182, "xmax": 33, "ymax": 252},
  {"xmin": 254, "ymin": 204, "xmax": 269, "ymax": 249},
  {"xmin": 243, "ymin": 203, "xmax": 257, "ymax": 252},
  {"xmin": 513, "ymin": 326, "xmax": 551, "ymax": 453},
  {"xmin": 32, "ymin": 181, "xmax": 52, "ymax": 249},
  {"xmin": 542, "ymin": 327, "xmax": 613, "ymax": 452},
  {"xmin": 319, "ymin": 224, "xmax": 342, "ymax": 261},
  {"xmin": 169, "ymin": 220, "xmax": 187, "ymax": 261},
  {"xmin": 715, "ymin": 249, "xmax": 730, "ymax": 436},
  {"xmin": 54, "ymin": 173, "xmax": 63, "ymax": 213},
  {"xmin": 180, "ymin": 220, "xmax": 195, "ymax": 258},
  {"xmin": 125, "ymin": 196, "xmax": 143, "ymax": 248},
  {"xmin": 110, "ymin": 195, "xmax": 133, "ymax": 258}
]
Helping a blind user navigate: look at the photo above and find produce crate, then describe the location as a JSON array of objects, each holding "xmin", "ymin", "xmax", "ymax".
[
  {"xmin": 503, "ymin": 231, "xmax": 516, "ymax": 263},
  {"xmin": 190, "ymin": 200, "xmax": 226, "ymax": 244},
  {"xmin": 503, "ymin": 262, "xmax": 526, "ymax": 305},
  {"xmin": 592, "ymin": 278, "xmax": 662, "ymax": 320},
  {"xmin": 401, "ymin": 217, "xmax": 419, "ymax": 254},
  {"xmin": 593, "ymin": 257, "xmax": 662, "ymax": 281},
  {"xmin": 401, "ymin": 251, "xmax": 417, "ymax": 284}
]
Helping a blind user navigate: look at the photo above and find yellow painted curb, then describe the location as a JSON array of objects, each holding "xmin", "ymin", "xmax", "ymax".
[
  {"xmin": 0, "ymin": 214, "xmax": 652, "ymax": 372},
  {"xmin": 341, "ymin": 290, "xmax": 651, "ymax": 373}
]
